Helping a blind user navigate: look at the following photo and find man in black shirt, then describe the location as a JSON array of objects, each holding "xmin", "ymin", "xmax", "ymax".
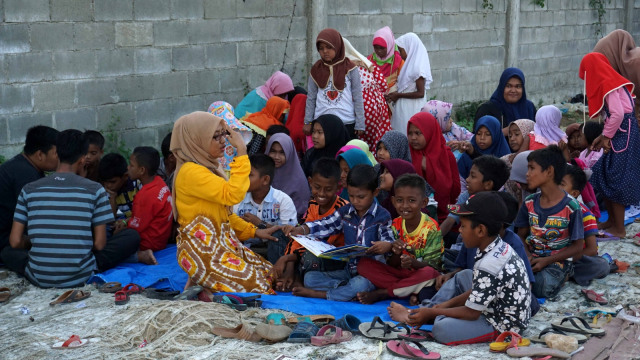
[{"xmin": 0, "ymin": 125, "xmax": 59, "ymax": 252}]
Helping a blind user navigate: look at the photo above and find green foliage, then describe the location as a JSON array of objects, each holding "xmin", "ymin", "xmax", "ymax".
[
  {"xmin": 481, "ymin": 0, "xmax": 493, "ymax": 10},
  {"xmin": 104, "ymin": 113, "xmax": 131, "ymax": 158},
  {"xmin": 0, "ymin": 154, "xmax": 5, "ymax": 165},
  {"xmin": 454, "ymin": 100, "xmax": 484, "ymax": 132},
  {"xmin": 532, "ymin": 0, "xmax": 545, "ymax": 7},
  {"xmin": 589, "ymin": 0, "xmax": 611, "ymax": 37}
]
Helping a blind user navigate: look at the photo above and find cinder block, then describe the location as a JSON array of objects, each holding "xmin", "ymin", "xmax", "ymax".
[
  {"xmin": 170, "ymin": 96, "xmax": 206, "ymax": 122},
  {"xmin": 236, "ymin": 0, "xmax": 265, "ymax": 17},
  {"xmin": 188, "ymin": 70, "xmax": 220, "ymax": 95},
  {"xmin": 54, "ymin": 107, "xmax": 97, "ymax": 130},
  {"xmin": 51, "ymin": 0, "xmax": 93, "ymax": 21},
  {"xmin": 8, "ymin": 112, "xmax": 54, "ymax": 144},
  {"xmin": 97, "ymin": 103, "xmax": 135, "ymax": 131},
  {"xmin": 0, "ymin": 85, "xmax": 32, "ymax": 115},
  {"xmin": 205, "ymin": 42, "xmax": 237, "ymax": 68},
  {"xmin": 188, "ymin": 20, "xmax": 223, "ymax": 44},
  {"xmin": 539, "ymin": 11, "xmax": 554, "ymax": 27},
  {"xmin": 115, "ymin": 23, "xmax": 153, "ymax": 47},
  {"xmin": 171, "ymin": 0, "xmax": 204, "ymax": 19},
  {"xmin": 251, "ymin": 18, "xmax": 289, "ymax": 41},
  {"xmin": 266, "ymin": 42, "xmax": 286, "ymax": 65},
  {"xmin": 6, "ymin": 53, "xmax": 53, "ymax": 83},
  {"xmin": 414, "ymin": 14, "xmax": 434, "ymax": 33},
  {"xmin": 0, "ymin": 118, "xmax": 10, "ymax": 146},
  {"xmin": 391, "ymin": 14, "xmax": 413, "ymax": 35},
  {"xmin": 360, "ymin": 0, "xmax": 382, "ymax": 14},
  {"xmin": 121, "ymin": 127, "xmax": 157, "ymax": 150},
  {"xmin": 134, "ymin": 48, "xmax": 171, "ymax": 74},
  {"xmin": 266, "ymin": 0, "xmax": 297, "ymax": 17},
  {"xmin": 134, "ymin": 0, "xmax": 171, "ymax": 20},
  {"xmin": 4, "ymin": 0, "xmax": 49, "ymax": 22},
  {"xmin": 332, "ymin": 0, "xmax": 358, "ymax": 15},
  {"xmin": 154, "ymin": 21, "xmax": 189, "ymax": 46},
  {"xmin": 346, "ymin": 15, "xmax": 370, "ymax": 36},
  {"xmin": 217, "ymin": 68, "xmax": 244, "ymax": 92},
  {"xmin": 172, "ymin": 46, "xmax": 205, "ymax": 70},
  {"xmin": 77, "ymin": 79, "xmax": 117, "ymax": 106},
  {"xmin": 441, "ymin": 0, "xmax": 459, "ymax": 12},
  {"xmin": 0, "ymin": 145, "xmax": 25, "ymax": 159},
  {"xmin": 135, "ymin": 99, "xmax": 172, "ymax": 127},
  {"xmin": 238, "ymin": 42, "xmax": 265, "ymax": 66},
  {"xmin": 380, "ymin": 0, "xmax": 403, "ymax": 13},
  {"xmin": 327, "ymin": 16, "xmax": 348, "ymax": 34},
  {"xmin": 74, "ymin": 23, "xmax": 115, "ymax": 50},
  {"xmin": 403, "ymin": 0, "xmax": 423, "ymax": 13},
  {"xmin": 0, "ymin": 24, "xmax": 30, "ymax": 54},
  {"xmin": 369, "ymin": 15, "xmax": 394, "ymax": 35},
  {"xmin": 460, "ymin": 0, "xmax": 477, "ymax": 12},
  {"xmin": 220, "ymin": 18, "xmax": 253, "ymax": 42},
  {"xmin": 96, "ymin": 49, "xmax": 134, "ymax": 77},
  {"xmin": 153, "ymin": 72, "xmax": 188, "ymax": 99},
  {"xmin": 33, "ymin": 82, "xmax": 76, "ymax": 111},
  {"xmin": 204, "ymin": 0, "xmax": 236, "ymax": 19},
  {"xmin": 289, "ymin": 17, "xmax": 307, "ymax": 41},
  {"xmin": 94, "ymin": 0, "xmax": 133, "ymax": 21},
  {"xmin": 422, "ymin": 0, "xmax": 442, "ymax": 13},
  {"xmin": 115, "ymin": 75, "xmax": 154, "ymax": 102},
  {"xmin": 53, "ymin": 51, "xmax": 96, "ymax": 80},
  {"xmin": 31, "ymin": 23, "xmax": 74, "ymax": 51}
]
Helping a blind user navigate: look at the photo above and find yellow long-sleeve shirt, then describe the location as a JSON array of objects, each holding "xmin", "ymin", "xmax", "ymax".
[{"xmin": 174, "ymin": 155, "xmax": 256, "ymax": 240}]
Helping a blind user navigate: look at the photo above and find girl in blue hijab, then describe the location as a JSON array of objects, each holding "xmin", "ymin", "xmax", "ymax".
[
  {"xmin": 455, "ymin": 115, "xmax": 512, "ymax": 180},
  {"xmin": 489, "ymin": 68, "xmax": 537, "ymax": 132},
  {"xmin": 336, "ymin": 148, "xmax": 372, "ymax": 200}
]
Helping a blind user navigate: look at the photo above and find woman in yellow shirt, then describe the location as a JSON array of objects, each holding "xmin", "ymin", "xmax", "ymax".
[{"xmin": 170, "ymin": 111, "xmax": 278, "ymax": 295}]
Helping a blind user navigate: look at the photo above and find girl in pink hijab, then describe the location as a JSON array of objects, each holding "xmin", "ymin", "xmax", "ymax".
[
  {"xmin": 368, "ymin": 26, "xmax": 404, "ymax": 89},
  {"xmin": 235, "ymin": 71, "xmax": 294, "ymax": 119}
]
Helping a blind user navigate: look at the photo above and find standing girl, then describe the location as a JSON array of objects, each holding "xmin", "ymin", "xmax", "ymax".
[
  {"xmin": 387, "ymin": 33, "xmax": 433, "ymax": 135},
  {"xmin": 368, "ymin": 26, "xmax": 404, "ymax": 89},
  {"xmin": 580, "ymin": 52, "xmax": 640, "ymax": 238},
  {"xmin": 304, "ymin": 29, "xmax": 365, "ymax": 139}
]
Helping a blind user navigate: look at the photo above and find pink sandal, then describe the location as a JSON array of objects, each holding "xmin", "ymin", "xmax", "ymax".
[
  {"xmin": 386, "ymin": 339, "xmax": 441, "ymax": 359},
  {"xmin": 310, "ymin": 325, "xmax": 352, "ymax": 346}
]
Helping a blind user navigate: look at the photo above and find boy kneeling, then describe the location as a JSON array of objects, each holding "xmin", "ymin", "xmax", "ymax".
[{"xmin": 389, "ymin": 192, "xmax": 531, "ymax": 345}]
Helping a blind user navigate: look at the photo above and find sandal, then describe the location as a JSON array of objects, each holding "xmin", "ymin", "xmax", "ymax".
[
  {"xmin": 173, "ymin": 285, "xmax": 203, "ymax": 301},
  {"xmin": 613, "ymin": 260, "xmax": 630, "ymax": 273},
  {"xmin": 0, "ymin": 287, "xmax": 11, "ymax": 303},
  {"xmin": 52, "ymin": 335, "xmax": 88, "ymax": 349},
  {"xmin": 98, "ymin": 282, "xmax": 121, "ymax": 293},
  {"xmin": 114, "ymin": 290, "xmax": 129, "ymax": 305},
  {"xmin": 530, "ymin": 327, "xmax": 587, "ymax": 344},
  {"xmin": 122, "ymin": 283, "xmax": 144, "ymax": 295},
  {"xmin": 506, "ymin": 346, "xmax": 570, "ymax": 359},
  {"xmin": 287, "ymin": 321, "xmax": 320, "ymax": 343},
  {"xmin": 581, "ymin": 288, "xmax": 608, "ymax": 305},
  {"xmin": 358, "ymin": 316, "xmax": 409, "ymax": 340},
  {"xmin": 49, "ymin": 290, "xmax": 91, "ymax": 306},
  {"xmin": 211, "ymin": 294, "xmax": 248, "ymax": 311},
  {"xmin": 489, "ymin": 331, "xmax": 530, "ymax": 352},
  {"xmin": 266, "ymin": 313, "xmax": 287, "ymax": 325},
  {"xmin": 397, "ymin": 328, "xmax": 434, "ymax": 342},
  {"xmin": 329, "ymin": 314, "xmax": 362, "ymax": 335},
  {"xmin": 212, "ymin": 322, "xmax": 262, "ymax": 342},
  {"xmin": 552, "ymin": 316, "xmax": 606, "ymax": 337},
  {"xmin": 596, "ymin": 230, "xmax": 620, "ymax": 242},
  {"xmin": 143, "ymin": 288, "xmax": 180, "ymax": 300},
  {"xmin": 310, "ymin": 325, "xmax": 352, "ymax": 346},
  {"xmin": 386, "ymin": 339, "xmax": 441, "ymax": 359},
  {"xmin": 287, "ymin": 314, "xmax": 334, "ymax": 325}
]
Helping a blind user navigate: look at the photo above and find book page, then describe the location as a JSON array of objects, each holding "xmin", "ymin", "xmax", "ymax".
[{"xmin": 291, "ymin": 235, "xmax": 336, "ymax": 257}]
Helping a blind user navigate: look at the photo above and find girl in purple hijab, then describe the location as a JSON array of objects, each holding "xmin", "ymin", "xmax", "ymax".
[{"xmin": 265, "ymin": 133, "xmax": 311, "ymax": 219}]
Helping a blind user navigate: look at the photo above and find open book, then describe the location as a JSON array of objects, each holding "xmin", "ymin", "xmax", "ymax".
[{"xmin": 291, "ymin": 235, "xmax": 369, "ymax": 261}]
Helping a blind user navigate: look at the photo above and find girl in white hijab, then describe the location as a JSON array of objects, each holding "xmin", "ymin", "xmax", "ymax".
[{"xmin": 387, "ymin": 33, "xmax": 433, "ymax": 135}]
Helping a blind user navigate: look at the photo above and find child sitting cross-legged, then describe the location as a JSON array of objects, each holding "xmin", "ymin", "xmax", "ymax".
[
  {"xmin": 283, "ymin": 164, "xmax": 394, "ymax": 302},
  {"xmin": 124, "ymin": 147, "xmax": 173, "ymax": 265},
  {"xmin": 356, "ymin": 174, "xmax": 442, "ymax": 304},
  {"xmin": 514, "ymin": 145, "xmax": 584, "ymax": 299},
  {"xmin": 560, "ymin": 163, "xmax": 610, "ymax": 286},
  {"xmin": 388, "ymin": 192, "xmax": 532, "ymax": 345},
  {"xmin": 233, "ymin": 154, "xmax": 298, "ymax": 264},
  {"xmin": 272, "ymin": 158, "xmax": 348, "ymax": 292}
]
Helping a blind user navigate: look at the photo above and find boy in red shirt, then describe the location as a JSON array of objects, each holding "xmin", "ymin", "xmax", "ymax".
[{"xmin": 125, "ymin": 146, "xmax": 173, "ymax": 265}]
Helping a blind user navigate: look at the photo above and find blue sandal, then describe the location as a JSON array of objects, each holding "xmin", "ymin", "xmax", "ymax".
[{"xmin": 287, "ymin": 321, "xmax": 320, "ymax": 343}]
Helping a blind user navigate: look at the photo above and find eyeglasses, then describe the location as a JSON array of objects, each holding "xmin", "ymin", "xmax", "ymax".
[{"xmin": 212, "ymin": 130, "xmax": 230, "ymax": 141}]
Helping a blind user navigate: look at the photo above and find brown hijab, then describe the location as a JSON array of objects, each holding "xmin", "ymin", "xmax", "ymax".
[
  {"xmin": 593, "ymin": 29, "xmax": 640, "ymax": 100},
  {"xmin": 310, "ymin": 28, "xmax": 357, "ymax": 92},
  {"xmin": 170, "ymin": 111, "xmax": 226, "ymax": 218}
]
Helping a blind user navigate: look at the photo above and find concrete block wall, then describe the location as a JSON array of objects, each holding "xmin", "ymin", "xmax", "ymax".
[
  {"xmin": 0, "ymin": 0, "xmax": 638, "ymax": 158},
  {"xmin": 0, "ymin": 0, "xmax": 307, "ymax": 157}
]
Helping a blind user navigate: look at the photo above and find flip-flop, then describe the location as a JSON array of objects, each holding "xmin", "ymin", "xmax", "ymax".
[
  {"xmin": 173, "ymin": 285, "xmax": 203, "ymax": 301},
  {"xmin": 287, "ymin": 321, "xmax": 320, "ymax": 343},
  {"xmin": 506, "ymin": 346, "xmax": 570, "ymax": 359},
  {"xmin": 0, "ymin": 287, "xmax": 11, "ymax": 303},
  {"xmin": 143, "ymin": 288, "xmax": 180, "ymax": 300},
  {"xmin": 530, "ymin": 327, "xmax": 587, "ymax": 344},
  {"xmin": 310, "ymin": 325, "xmax": 352, "ymax": 346},
  {"xmin": 489, "ymin": 331, "xmax": 530, "ymax": 352},
  {"xmin": 358, "ymin": 316, "xmax": 409, "ymax": 340},
  {"xmin": 98, "ymin": 282, "xmax": 121, "ymax": 293},
  {"xmin": 212, "ymin": 322, "xmax": 262, "ymax": 342},
  {"xmin": 552, "ymin": 316, "xmax": 606, "ymax": 337},
  {"xmin": 122, "ymin": 283, "xmax": 144, "ymax": 295},
  {"xmin": 211, "ymin": 295, "xmax": 248, "ymax": 311},
  {"xmin": 397, "ymin": 328, "xmax": 434, "ymax": 342},
  {"xmin": 266, "ymin": 313, "xmax": 287, "ymax": 325},
  {"xmin": 584, "ymin": 307, "xmax": 617, "ymax": 318},
  {"xmin": 52, "ymin": 335, "xmax": 88, "ymax": 349},
  {"xmin": 633, "ymin": 236, "xmax": 640, "ymax": 246},
  {"xmin": 287, "ymin": 314, "xmax": 334, "ymax": 325},
  {"xmin": 613, "ymin": 259, "xmax": 630, "ymax": 273},
  {"xmin": 114, "ymin": 290, "xmax": 129, "ymax": 305},
  {"xmin": 596, "ymin": 230, "xmax": 620, "ymax": 242},
  {"xmin": 386, "ymin": 339, "xmax": 441, "ymax": 359},
  {"xmin": 255, "ymin": 322, "xmax": 292, "ymax": 343},
  {"xmin": 49, "ymin": 290, "xmax": 91, "ymax": 306},
  {"xmin": 329, "ymin": 314, "xmax": 362, "ymax": 335},
  {"xmin": 235, "ymin": 294, "xmax": 262, "ymax": 307},
  {"xmin": 581, "ymin": 288, "xmax": 608, "ymax": 305}
]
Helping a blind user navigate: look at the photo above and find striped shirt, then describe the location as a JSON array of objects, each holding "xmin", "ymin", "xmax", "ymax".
[{"xmin": 14, "ymin": 173, "xmax": 113, "ymax": 288}]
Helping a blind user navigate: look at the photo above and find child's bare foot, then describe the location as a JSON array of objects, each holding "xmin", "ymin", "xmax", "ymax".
[
  {"xmin": 387, "ymin": 301, "xmax": 410, "ymax": 323},
  {"xmin": 409, "ymin": 294, "xmax": 419, "ymax": 306},
  {"xmin": 138, "ymin": 249, "xmax": 157, "ymax": 265},
  {"xmin": 292, "ymin": 286, "xmax": 326, "ymax": 299},
  {"xmin": 597, "ymin": 220, "xmax": 612, "ymax": 230},
  {"xmin": 357, "ymin": 289, "xmax": 388, "ymax": 304}
]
